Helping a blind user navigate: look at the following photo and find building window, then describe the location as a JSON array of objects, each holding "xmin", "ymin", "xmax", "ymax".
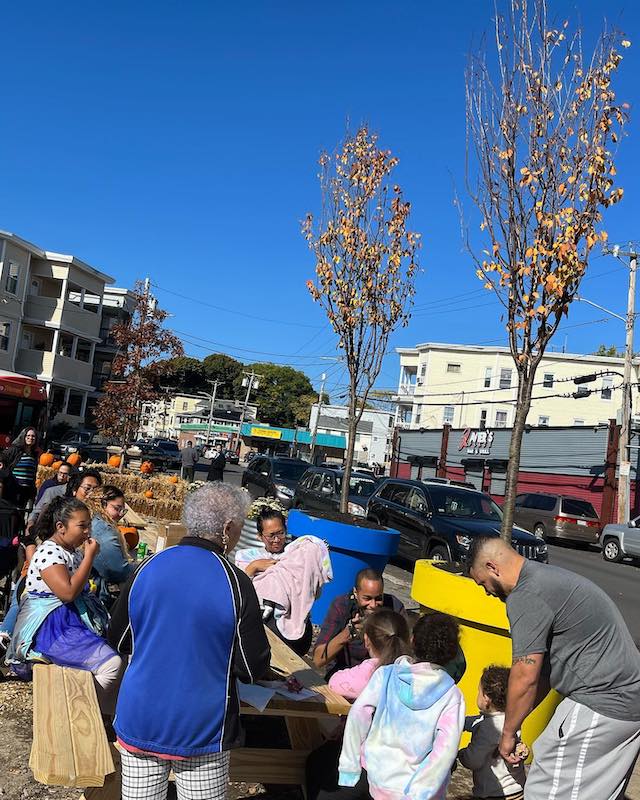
[
  {"xmin": 447, "ymin": 363, "xmax": 461, "ymax": 373},
  {"xmin": 0, "ymin": 322, "xmax": 9, "ymax": 351},
  {"xmin": 58, "ymin": 334, "xmax": 74, "ymax": 357},
  {"xmin": 182, "ymin": 402, "xmax": 188, "ymax": 411},
  {"xmin": 66, "ymin": 392, "xmax": 84, "ymax": 417},
  {"xmin": 420, "ymin": 364, "xmax": 426, "ymax": 377},
  {"xmin": 495, "ymin": 410, "xmax": 508, "ymax": 428},
  {"xmin": 574, "ymin": 419, "xmax": 585, "ymax": 426},
  {"xmin": 479, "ymin": 409, "xmax": 488, "ymax": 429},
  {"xmin": 538, "ymin": 415, "xmax": 550, "ymax": 427},
  {"xmin": 601, "ymin": 376, "xmax": 613, "ymax": 400},
  {"xmin": 499, "ymin": 368, "xmax": 512, "ymax": 389},
  {"xmin": 543, "ymin": 373, "xmax": 554, "ymax": 388},
  {"xmin": 484, "ymin": 367, "xmax": 492, "ymax": 388},
  {"xmin": 443, "ymin": 406, "xmax": 455, "ymax": 425},
  {"xmin": 414, "ymin": 410, "xmax": 421, "ymax": 425},
  {"xmin": 75, "ymin": 340, "xmax": 92, "ymax": 362},
  {"xmin": 5, "ymin": 262, "xmax": 19, "ymax": 295},
  {"xmin": 49, "ymin": 386, "xmax": 67, "ymax": 415}
]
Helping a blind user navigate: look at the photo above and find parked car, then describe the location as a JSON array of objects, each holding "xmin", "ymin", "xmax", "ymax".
[
  {"xmin": 513, "ymin": 492, "xmax": 601, "ymax": 544},
  {"xmin": 600, "ymin": 517, "xmax": 640, "ymax": 562},
  {"xmin": 224, "ymin": 449, "xmax": 239, "ymax": 465},
  {"xmin": 241, "ymin": 455, "xmax": 310, "ymax": 508},
  {"xmin": 293, "ymin": 467, "xmax": 378, "ymax": 517},
  {"xmin": 366, "ymin": 478, "xmax": 548, "ymax": 565},
  {"xmin": 49, "ymin": 430, "xmax": 116, "ymax": 462},
  {"xmin": 138, "ymin": 439, "xmax": 182, "ymax": 471}
]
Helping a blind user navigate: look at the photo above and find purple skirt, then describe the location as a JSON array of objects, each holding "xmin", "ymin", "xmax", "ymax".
[{"xmin": 34, "ymin": 603, "xmax": 116, "ymax": 672}]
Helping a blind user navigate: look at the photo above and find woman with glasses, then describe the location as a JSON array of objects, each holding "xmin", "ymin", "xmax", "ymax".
[
  {"xmin": 234, "ymin": 507, "xmax": 288, "ymax": 578},
  {"xmin": 86, "ymin": 485, "xmax": 134, "ymax": 607}
]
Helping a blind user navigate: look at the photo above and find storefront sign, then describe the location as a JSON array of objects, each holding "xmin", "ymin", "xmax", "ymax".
[
  {"xmin": 459, "ymin": 428, "xmax": 494, "ymax": 456},
  {"xmin": 250, "ymin": 426, "xmax": 282, "ymax": 440}
]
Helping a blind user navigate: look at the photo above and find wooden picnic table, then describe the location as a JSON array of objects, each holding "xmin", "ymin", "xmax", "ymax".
[{"xmin": 32, "ymin": 625, "xmax": 352, "ymax": 796}]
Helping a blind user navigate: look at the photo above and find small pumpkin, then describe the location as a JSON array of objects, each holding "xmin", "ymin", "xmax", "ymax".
[
  {"xmin": 140, "ymin": 461, "xmax": 154, "ymax": 475},
  {"xmin": 66, "ymin": 452, "xmax": 82, "ymax": 467},
  {"xmin": 118, "ymin": 526, "xmax": 139, "ymax": 550},
  {"xmin": 51, "ymin": 460, "xmax": 63, "ymax": 471},
  {"xmin": 39, "ymin": 452, "xmax": 55, "ymax": 467},
  {"xmin": 108, "ymin": 455, "xmax": 122, "ymax": 468},
  {"xmin": 144, "ymin": 489, "xmax": 154, "ymax": 499},
  {"xmin": 169, "ymin": 475, "xmax": 179, "ymax": 484}
]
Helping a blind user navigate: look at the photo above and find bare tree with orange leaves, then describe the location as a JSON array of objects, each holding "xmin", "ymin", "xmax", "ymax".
[
  {"xmin": 465, "ymin": 0, "xmax": 630, "ymax": 539},
  {"xmin": 303, "ymin": 127, "xmax": 420, "ymax": 513}
]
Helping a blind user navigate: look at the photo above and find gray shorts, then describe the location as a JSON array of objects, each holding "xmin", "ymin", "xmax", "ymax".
[{"xmin": 525, "ymin": 697, "xmax": 640, "ymax": 800}]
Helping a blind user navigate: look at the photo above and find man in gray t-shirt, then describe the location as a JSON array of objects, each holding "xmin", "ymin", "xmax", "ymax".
[{"xmin": 469, "ymin": 535, "xmax": 640, "ymax": 800}]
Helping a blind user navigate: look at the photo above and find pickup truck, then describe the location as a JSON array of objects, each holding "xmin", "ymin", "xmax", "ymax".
[
  {"xmin": 49, "ymin": 431, "xmax": 116, "ymax": 463},
  {"xmin": 600, "ymin": 518, "xmax": 640, "ymax": 563}
]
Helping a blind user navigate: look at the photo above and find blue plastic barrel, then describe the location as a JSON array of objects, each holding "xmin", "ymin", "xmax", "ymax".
[{"xmin": 287, "ymin": 509, "xmax": 400, "ymax": 624}]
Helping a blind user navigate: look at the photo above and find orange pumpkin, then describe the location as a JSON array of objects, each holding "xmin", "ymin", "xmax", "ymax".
[
  {"xmin": 108, "ymin": 454, "xmax": 122, "ymax": 468},
  {"xmin": 144, "ymin": 489, "xmax": 154, "ymax": 499},
  {"xmin": 39, "ymin": 452, "xmax": 55, "ymax": 467},
  {"xmin": 51, "ymin": 460, "xmax": 63, "ymax": 471},
  {"xmin": 118, "ymin": 526, "xmax": 139, "ymax": 550},
  {"xmin": 140, "ymin": 461, "xmax": 154, "ymax": 474},
  {"xmin": 169, "ymin": 475, "xmax": 179, "ymax": 484},
  {"xmin": 66, "ymin": 452, "xmax": 82, "ymax": 467}
]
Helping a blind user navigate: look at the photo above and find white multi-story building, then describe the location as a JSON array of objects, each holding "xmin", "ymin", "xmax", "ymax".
[
  {"xmin": 139, "ymin": 393, "xmax": 258, "ymax": 440},
  {"xmin": 0, "ymin": 230, "xmax": 116, "ymax": 425},
  {"xmin": 309, "ymin": 403, "xmax": 394, "ymax": 466},
  {"xmin": 394, "ymin": 342, "xmax": 638, "ymax": 431}
]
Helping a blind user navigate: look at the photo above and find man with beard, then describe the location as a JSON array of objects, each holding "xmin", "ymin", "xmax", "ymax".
[
  {"xmin": 468, "ymin": 535, "xmax": 640, "ymax": 800},
  {"xmin": 313, "ymin": 568, "xmax": 405, "ymax": 679}
]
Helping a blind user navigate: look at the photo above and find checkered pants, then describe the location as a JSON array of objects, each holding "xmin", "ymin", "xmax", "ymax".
[{"xmin": 120, "ymin": 749, "xmax": 230, "ymax": 800}]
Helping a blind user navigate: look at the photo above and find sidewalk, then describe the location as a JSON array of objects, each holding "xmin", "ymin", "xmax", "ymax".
[{"xmin": 627, "ymin": 762, "xmax": 640, "ymax": 800}]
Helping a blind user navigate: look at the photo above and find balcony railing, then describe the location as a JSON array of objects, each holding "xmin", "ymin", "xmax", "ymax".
[{"xmin": 397, "ymin": 383, "xmax": 416, "ymax": 396}]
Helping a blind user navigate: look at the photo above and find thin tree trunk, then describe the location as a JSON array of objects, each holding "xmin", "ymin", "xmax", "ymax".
[
  {"xmin": 500, "ymin": 371, "xmax": 534, "ymax": 541},
  {"xmin": 340, "ymin": 383, "xmax": 359, "ymax": 514}
]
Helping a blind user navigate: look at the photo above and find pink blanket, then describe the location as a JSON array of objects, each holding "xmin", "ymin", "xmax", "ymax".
[{"xmin": 252, "ymin": 535, "xmax": 332, "ymax": 640}]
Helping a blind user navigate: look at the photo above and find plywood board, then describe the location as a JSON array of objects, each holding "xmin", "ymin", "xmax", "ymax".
[{"xmin": 229, "ymin": 748, "xmax": 309, "ymax": 784}]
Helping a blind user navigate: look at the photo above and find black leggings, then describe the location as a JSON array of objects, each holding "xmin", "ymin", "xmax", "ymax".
[{"xmin": 306, "ymin": 739, "xmax": 372, "ymax": 800}]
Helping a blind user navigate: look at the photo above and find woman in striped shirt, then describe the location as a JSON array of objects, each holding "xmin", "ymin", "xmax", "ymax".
[{"xmin": 2, "ymin": 427, "xmax": 41, "ymax": 510}]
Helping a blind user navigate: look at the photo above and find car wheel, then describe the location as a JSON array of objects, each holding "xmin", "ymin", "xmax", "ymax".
[
  {"xmin": 533, "ymin": 524, "xmax": 547, "ymax": 540},
  {"xmin": 429, "ymin": 545, "xmax": 451, "ymax": 563},
  {"xmin": 602, "ymin": 537, "xmax": 623, "ymax": 563}
]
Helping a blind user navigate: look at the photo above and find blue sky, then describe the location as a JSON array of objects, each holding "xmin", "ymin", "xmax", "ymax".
[{"xmin": 1, "ymin": 1, "xmax": 638, "ymax": 400}]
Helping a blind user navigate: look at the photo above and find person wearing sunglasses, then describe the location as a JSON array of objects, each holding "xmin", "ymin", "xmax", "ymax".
[{"xmin": 234, "ymin": 507, "xmax": 288, "ymax": 578}]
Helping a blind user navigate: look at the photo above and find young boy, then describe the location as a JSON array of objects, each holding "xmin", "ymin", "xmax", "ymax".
[
  {"xmin": 337, "ymin": 611, "xmax": 465, "ymax": 800},
  {"xmin": 458, "ymin": 665, "xmax": 527, "ymax": 800}
]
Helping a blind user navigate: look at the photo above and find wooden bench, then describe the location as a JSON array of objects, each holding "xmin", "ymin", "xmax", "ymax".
[{"xmin": 31, "ymin": 627, "xmax": 352, "ymax": 795}]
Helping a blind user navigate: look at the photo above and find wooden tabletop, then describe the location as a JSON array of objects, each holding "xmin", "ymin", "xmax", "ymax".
[{"xmin": 239, "ymin": 627, "xmax": 352, "ymax": 719}]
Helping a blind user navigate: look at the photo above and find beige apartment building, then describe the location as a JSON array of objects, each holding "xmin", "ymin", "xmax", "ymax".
[
  {"xmin": 139, "ymin": 394, "xmax": 258, "ymax": 441},
  {"xmin": 394, "ymin": 342, "xmax": 638, "ymax": 430},
  {"xmin": 0, "ymin": 231, "xmax": 116, "ymax": 425}
]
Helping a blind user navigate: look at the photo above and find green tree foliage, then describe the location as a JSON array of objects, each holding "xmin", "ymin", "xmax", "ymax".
[
  {"xmin": 594, "ymin": 344, "xmax": 624, "ymax": 358},
  {"xmin": 162, "ymin": 356, "xmax": 206, "ymax": 392},
  {"xmin": 236, "ymin": 363, "xmax": 315, "ymax": 428},
  {"xmin": 202, "ymin": 354, "xmax": 243, "ymax": 398}
]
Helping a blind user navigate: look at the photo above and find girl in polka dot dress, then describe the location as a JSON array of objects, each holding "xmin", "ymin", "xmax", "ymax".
[{"xmin": 7, "ymin": 496, "xmax": 122, "ymax": 714}]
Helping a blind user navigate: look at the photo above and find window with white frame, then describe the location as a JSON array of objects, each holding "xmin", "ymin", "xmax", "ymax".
[
  {"xmin": 538, "ymin": 415, "xmax": 550, "ymax": 426},
  {"xmin": 5, "ymin": 262, "xmax": 19, "ymax": 295},
  {"xmin": 495, "ymin": 410, "xmax": 508, "ymax": 428},
  {"xmin": 182, "ymin": 402, "xmax": 188, "ymax": 411},
  {"xmin": 447, "ymin": 363, "xmax": 461, "ymax": 374},
  {"xmin": 443, "ymin": 406, "xmax": 455, "ymax": 425},
  {"xmin": 574, "ymin": 419, "xmax": 585, "ymax": 426},
  {"xmin": 414, "ymin": 410, "xmax": 421, "ymax": 425},
  {"xmin": 499, "ymin": 368, "xmax": 512, "ymax": 389},
  {"xmin": 0, "ymin": 322, "xmax": 9, "ymax": 351},
  {"xmin": 484, "ymin": 367, "xmax": 492, "ymax": 388},
  {"xmin": 543, "ymin": 373, "xmax": 554, "ymax": 388},
  {"xmin": 479, "ymin": 409, "xmax": 488, "ymax": 429},
  {"xmin": 601, "ymin": 376, "xmax": 613, "ymax": 400},
  {"xmin": 420, "ymin": 364, "xmax": 426, "ymax": 377}
]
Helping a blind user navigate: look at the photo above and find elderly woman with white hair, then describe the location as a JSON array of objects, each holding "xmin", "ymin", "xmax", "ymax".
[{"xmin": 108, "ymin": 483, "xmax": 270, "ymax": 800}]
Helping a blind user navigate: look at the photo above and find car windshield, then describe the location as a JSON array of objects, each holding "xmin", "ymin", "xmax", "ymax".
[
  {"xmin": 336, "ymin": 476, "xmax": 377, "ymax": 497},
  {"xmin": 427, "ymin": 486, "xmax": 502, "ymax": 521},
  {"xmin": 561, "ymin": 498, "xmax": 598, "ymax": 518},
  {"xmin": 273, "ymin": 461, "xmax": 309, "ymax": 481},
  {"xmin": 158, "ymin": 442, "xmax": 179, "ymax": 453}
]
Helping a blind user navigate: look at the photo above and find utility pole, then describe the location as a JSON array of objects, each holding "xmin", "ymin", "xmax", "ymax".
[
  {"xmin": 309, "ymin": 372, "xmax": 327, "ymax": 465},
  {"xmin": 234, "ymin": 370, "xmax": 262, "ymax": 455},
  {"xmin": 603, "ymin": 245, "xmax": 638, "ymax": 523},
  {"xmin": 205, "ymin": 380, "xmax": 220, "ymax": 447}
]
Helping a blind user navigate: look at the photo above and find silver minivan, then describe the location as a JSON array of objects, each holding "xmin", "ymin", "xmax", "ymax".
[{"xmin": 513, "ymin": 492, "xmax": 601, "ymax": 543}]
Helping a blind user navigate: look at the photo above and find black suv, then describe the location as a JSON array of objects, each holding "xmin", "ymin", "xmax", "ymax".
[
  {"xmin": 367, "ymin": 478, "xmax": 548, "ymax": 564},
  {"xmin": 241, "ymin": 455, "xmax": 310, "ymax": 509},
  {"xmin": 293, "ymin": 467, "xmax": 378, "ymax": 517}
]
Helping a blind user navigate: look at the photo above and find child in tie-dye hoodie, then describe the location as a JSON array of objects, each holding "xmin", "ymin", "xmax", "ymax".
[{"xmin": 338, "ymin": 612, "xmax": 465, "ymax": 800}]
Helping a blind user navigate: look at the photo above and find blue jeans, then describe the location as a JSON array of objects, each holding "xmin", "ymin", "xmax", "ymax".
[{"xmin": 0, "ymin": 585, "xmax": 19, "ymax": 635}]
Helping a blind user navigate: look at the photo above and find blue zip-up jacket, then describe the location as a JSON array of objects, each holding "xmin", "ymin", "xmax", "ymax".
[{"xmin": 108, "ymin": 537, "xmax": 271, "ymax": 756}]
